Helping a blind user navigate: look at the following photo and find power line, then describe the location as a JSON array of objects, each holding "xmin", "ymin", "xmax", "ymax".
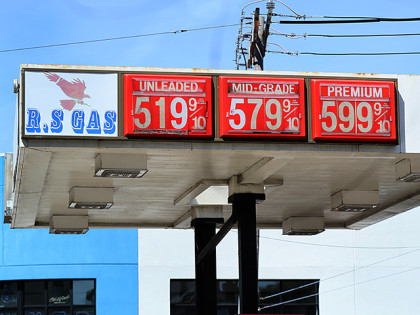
[
  {"xmin": 259, "ymin": 265, "xmax": 420, "ymax": 311},
  {"xmin": 270, "ymin": 27, "xmax": 306, "ymax": 39},
  {"xmin": 273, "ymin": 17, "xmax": 420, "ymax": 24},
  {"xmin": 0, "ymin": 23, "xmax": 240, "ymax": 54},
  {"xmin": 236, "ymin": 0, "xmax": 305, "ymax": 70},
  {"xmin": 323, "ymin": 16, "xmax": 420, "ymax": 21},
  {"xmin": 309, "ymin": 32, "xmax": 420, "ymax": 38},
  {"xmin": 274, "ymin": 18, "xmax": 379, "ymax": 24},
  {"xmin": 286, "ymin": 15, "xmax": 420, "ymax": 20},
  {"xmin": 241, "ymin": 0, "xmax": 303, "ymax": 18},
  {"xmin": 237, "ymin": 3, "xmax": 420, "ymax": 69},
  {"xmin": 228, "ymin": 231, "xmax": 420, "ymax": 309},
  {"xmin": 271, "ymin": 0, "xmax": 303, "ymax": 18},
  {"xmin": 256, "ymin": 234, "xmax": 420, "ymax": 249},
  {"xmin": 231, "ymin": 229, "xmax": 420, "ymax": 250},
  {"xmin": 266, "ymin": 41, "xmax": 289, "ymax": 53},
  {"xmin": 267, "ymin": 50, "xmax": 420, "ymax": 56},
  {"xmin": 258, "ymin": 245, "xmax": 420, "ymax": 302},
  {"xmin": 270, "ymin": 31, "xmax": 420, "ymax": 38},
  {"xmin": 301, "ymin": 51, "xmax": 420, "ymax": 56}
]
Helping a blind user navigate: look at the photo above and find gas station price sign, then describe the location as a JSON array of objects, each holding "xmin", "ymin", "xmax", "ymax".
[
  {"xmin": 311, "ymin": 79, "xmax": 397, "ymax": 142},
  {"xmin": 218, "ymin": 76, "xmax": 306, "ymax": 139},
  {"xmin": 124, "ymin": 74, "xmax": 212, "ymax": 137}
]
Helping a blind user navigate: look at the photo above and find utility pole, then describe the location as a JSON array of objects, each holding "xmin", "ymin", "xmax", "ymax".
[
  {"xmin": 263, "ymin": 0, "xmax": 275, "ymax": 52},
  {"xmin": 246, "ymin": 1, "xmax": 275, "ymax": 71},
  {"xmin": 254, "ymin": 8, "xmax": 265, "ymax": 70},
  {"xmin": 247, "ymin": 8, "xmax": 260, "ymax": 69}
]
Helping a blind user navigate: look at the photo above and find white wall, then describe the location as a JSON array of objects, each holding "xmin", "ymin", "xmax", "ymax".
[
  {"xmin": 139, "ymin": 206, "xmax": 420, "ymax": 314},
  {"xmin": 398, "ymin": 74, "xmax": 420, "ymax": 153},
  {"xmin": 135, "ymin": 74, "xmax": 420, "ymax": 315}
]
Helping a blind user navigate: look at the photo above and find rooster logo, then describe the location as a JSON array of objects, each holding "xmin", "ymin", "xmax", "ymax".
[{"xmin": 44, "ymin": 72, "xmax": 91, "ymax": 111}]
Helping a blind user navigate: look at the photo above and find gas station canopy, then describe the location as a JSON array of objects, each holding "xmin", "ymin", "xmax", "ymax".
[{"xmin": 8, "ymin": 64, "xmax": 420, "ymax": 233}]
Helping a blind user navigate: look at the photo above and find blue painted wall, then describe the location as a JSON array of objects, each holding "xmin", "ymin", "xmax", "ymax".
[{"xmin": 0, "ymin": 155, "xmax": 139, "ymax": 314}]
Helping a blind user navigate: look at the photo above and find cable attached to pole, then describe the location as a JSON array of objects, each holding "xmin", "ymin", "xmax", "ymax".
[{"xmin": 0, "ymin": 23, "xmax": 240, "ymax": 54}]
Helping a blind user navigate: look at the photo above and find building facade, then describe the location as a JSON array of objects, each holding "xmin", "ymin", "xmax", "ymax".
[
  {"xmin": 138, "ymin": 214, "xmax": 420, "ymax": 315},
  {"xmin": 2, "ymin": 151, "xmax": 420, "ymax": 314},
  {"xmin": 7, "ymin": 66, "xmax": 420, "ymax": 315},
  {"xmin": 0, "ymin": 155, "xmax": 139, "ymax": 315}
]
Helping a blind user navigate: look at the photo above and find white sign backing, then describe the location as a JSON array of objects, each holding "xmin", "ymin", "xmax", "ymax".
[{"xmin": 24, "ymin": 71, "xmax": 118, "ymax": 137}]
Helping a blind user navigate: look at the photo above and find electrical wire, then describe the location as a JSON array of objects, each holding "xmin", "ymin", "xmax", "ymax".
[
  {"xmin": 238, "ymin": 0, "xmax": 303, "ymax": 70},
  {"xmin": 267, "ymin": 50, "xmax": 296, "ymax": 55},
  {"xmin": 231, "ymin": 229, "xmax": 420, "ymax": 251},
  {"xmin": 256, "ymin": 234, "xmax": 420, "ymax": 249},
  {"xmin": 271, "ymin": 0, "xmax": 303, "ymax": 18},
  {"xmin": 232, "ymin": 229, "xmax": 420, "ymax": 303},
  {"xmin": 323, "ymin": 16, "xmax": 420, "ymax": 21},
  {"xmin": 266, "ymin": 43, "xmax": 298, "ymax": 55},
  {"xmin": 309, "ymin": 32, "xmax": 420, "ymax": 38},
  {"xmin": 271, "ymin": 13, "xmax": 302, "ymax": 18},
  {"xmin": 269, "ymin": 31, "xmax": 420, "ymax": 38},
  {"xmin": 259, "ymin": 265, "xmax": 420, "ymax": 311},
  {"xmin": 299, "ymin": 15, "xmax": 420, "ymax": 19},
  {"xmin": 242, "ymin": 0, "xmax": 266, "ymax": 14},
  {"xmin": 258, "ymin": 246, "xmax": 420, "ymax": 302},
  {"xmin": 0, "ymin": 23, "xmax": 240, "ymax": 54},
  {"xmin": 267, "ymin": 41, "xmax": 289, "ymax": 53},
  {"xmin": 241, "ymin": 0, "xmax": 303, "ymax": 18},
  {"xmin": 273, "ymin": 17, "xmax": 420, "ymax": 24},
  {"xmin": 270, "ymin": 27, "xmax": 306, "ymax": 39},
  {"xmin": 267, "ymin": 50, "xmax": 420, "ymax": 56},
  {"xmin": 301, "ymin": 51, "xmax": 420, "ymax": 56},
  {"xmin": 274, "ymin": 19, "xmax": 378, "ymax": 24}
]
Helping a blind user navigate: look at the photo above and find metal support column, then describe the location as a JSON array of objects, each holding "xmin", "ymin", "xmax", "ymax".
[
  {"xmin": 228, "ymin": 193, "xmax": 265, "ymax": 314},
  {"xmin": 191, "ymin": 217, "xmax": 224, "ymax": 315}
]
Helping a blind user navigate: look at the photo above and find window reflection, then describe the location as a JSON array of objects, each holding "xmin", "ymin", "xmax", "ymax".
[
  {"xmin": 73, "ymin": 281, "xmax": 95, "ymax": 305},
  {"xmin": 48, "ymin": 281, "xmax": 70, "ymax": 305},
  {"xmin": 0, "ymin": 281, "xmax": 18, "ymax": 308},
  {"xmin": 73, "ymin": 306, "xmax": 95, "ymax": 315},
  {"xmin": 0, "ymin": 280, "xmax": 95, "ymax": 315},
  {"xmin": 24, "ymin": 308, "xmax": 45, "ymax": 315},
  {"xmin": 171, "ymin": 279, "xmax": 319, "ymax": 315},
  {"xmin": 47, "ymin": 307, "xmax": 70, "ymax": 315},
  {"xmin": 170, "ymin": 281, "xmax": 196, "ymax": 315},
  {"xmin": 24, "ymin": 281, "xmax": 45, "ymax": 306},
  {"xmin": 259, "ymin": 280, "xmax": 319, "ymax": 315}
]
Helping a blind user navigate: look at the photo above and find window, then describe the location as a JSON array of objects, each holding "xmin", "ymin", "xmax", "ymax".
[
  {"xmin": 258, "ymin": 280, "xmax": 319, "ymax": 315},
  {"xmin": 170, "ymin": 279, "xmax": 319, "ymax": 315},
  {"xmin": 0, "ymin": 281, "xmax": 18, "ymax": 315},
  {"xmin": 0, "ymin": 280, "xmax": 95, "ymax": 315}
]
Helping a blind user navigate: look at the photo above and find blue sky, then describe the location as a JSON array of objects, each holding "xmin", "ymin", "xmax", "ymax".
[{"xmin": 0, "ymin": 0, "xmax": 419, "ymax": 152}]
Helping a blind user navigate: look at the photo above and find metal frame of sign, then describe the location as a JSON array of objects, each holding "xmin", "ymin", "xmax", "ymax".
[
  {"xmin": 123, "ymin": 74, "xmax": 213, "ymax": 138},
  {"xmin": 21, "ymin": 69, "xmax": 121, "ymax": 139},
  {"xmin": 19, "ymin": 65, "xmax": 400, "ymax": 145},
  {"xmin": 218, "ymin": 76, "xmax": 306, "ymax": 140},
  {"xmin": 311, "ymin": 79, "xmax": 397, "ymax": 142}
]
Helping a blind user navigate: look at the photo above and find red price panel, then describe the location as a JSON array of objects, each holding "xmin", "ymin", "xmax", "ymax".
[
  {"xmin": 311, "ymin": 79, "xmax": 397, "ymax": 142},
  {"xmin": 219, "ymin": 76, "xmax": 306, "ymax": 139},
  {"xmin": 124, "ymin": 74, "xmax": 212, "ymax": 138}
]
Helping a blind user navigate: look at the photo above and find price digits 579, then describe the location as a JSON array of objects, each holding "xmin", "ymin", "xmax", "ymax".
[{"xmin": 228, "ymin": 98, "xmax": 301, "ymax": 132}]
